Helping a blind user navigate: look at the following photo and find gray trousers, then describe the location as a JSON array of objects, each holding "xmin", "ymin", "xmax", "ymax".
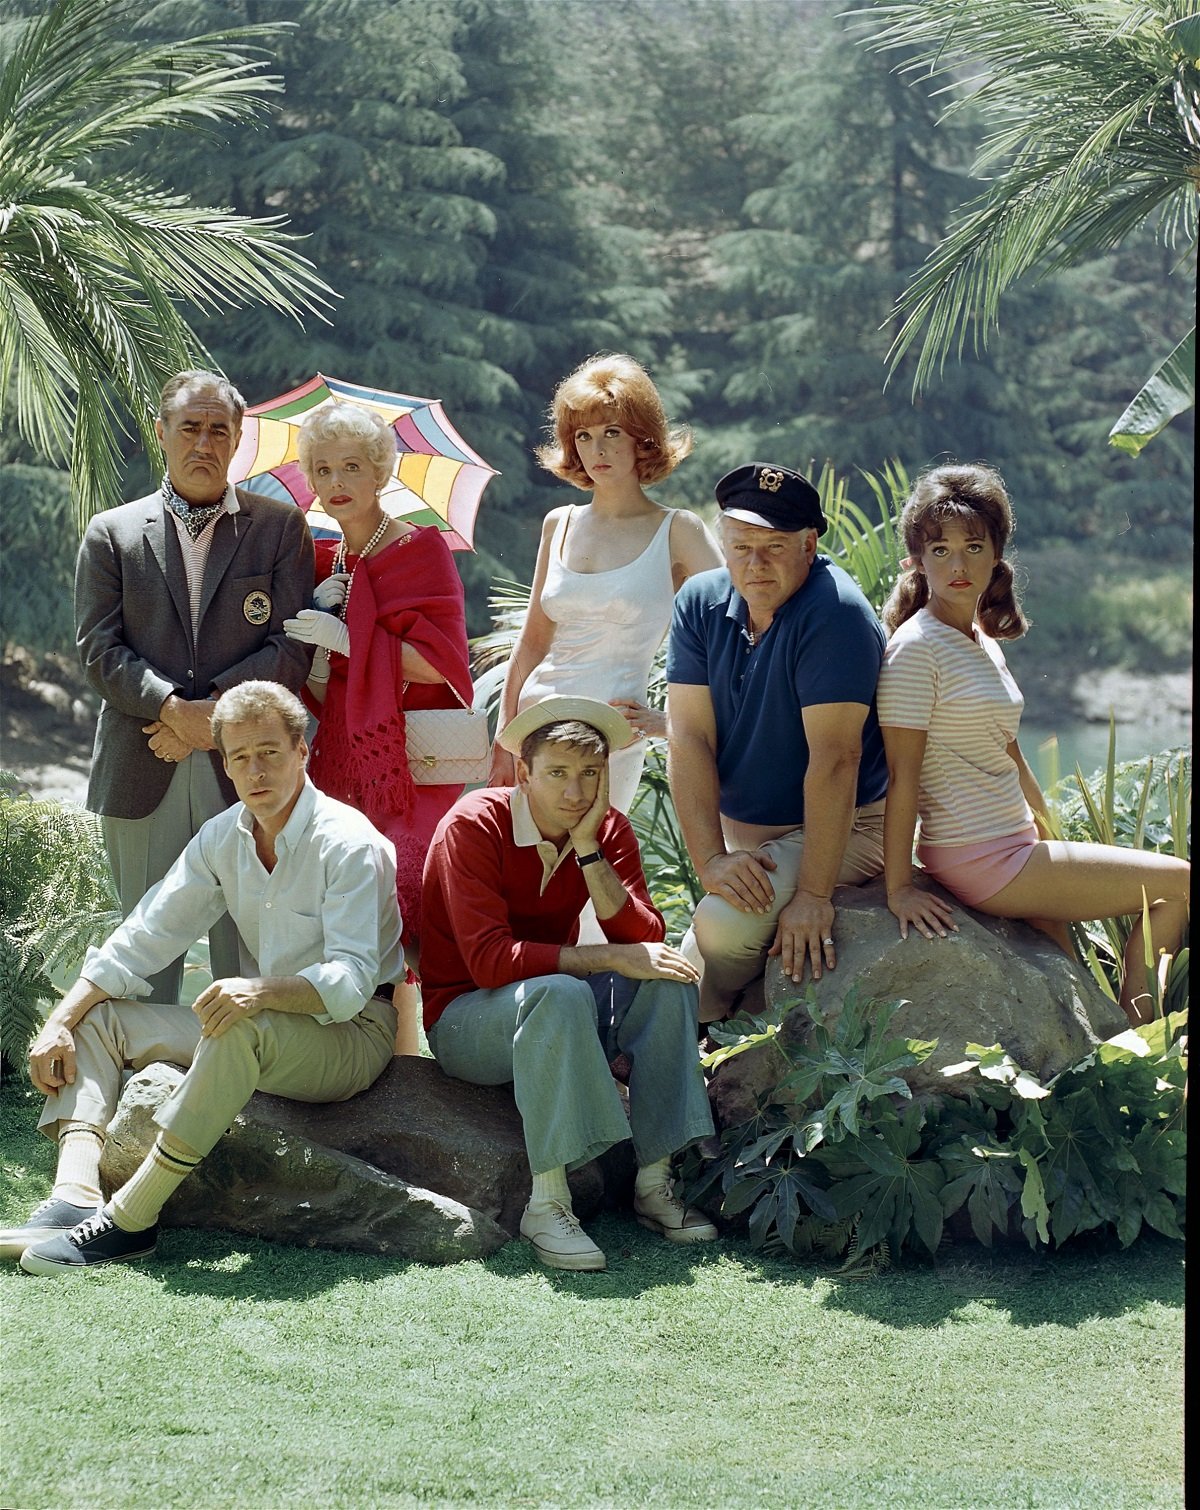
[
  {"xmin": 102, "ymin": 753, "xmax": 243, "ymax": 1003},
  {"xmin": 428, "ymin": 972, "xmax": 714, "ymax": 1174},
  {"xmin": 39, "ymin": 998, "xmax": 397, "ymax": 1157}
]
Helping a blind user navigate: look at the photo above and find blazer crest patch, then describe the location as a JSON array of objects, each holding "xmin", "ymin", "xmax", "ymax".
[{"xmin": 243, "ymin": 590, "xmax": 272, "ymax": 625}]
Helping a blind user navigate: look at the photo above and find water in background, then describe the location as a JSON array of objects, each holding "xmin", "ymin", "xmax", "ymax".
[{"xmin": 1022, "ymin": 714, "xmax": 1192, "ymax": 792}]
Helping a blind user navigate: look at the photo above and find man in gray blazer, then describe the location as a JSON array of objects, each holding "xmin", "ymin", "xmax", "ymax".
[{"xmin": 75, "ymin": 369, "xmax": 314, "ymax": 1001}]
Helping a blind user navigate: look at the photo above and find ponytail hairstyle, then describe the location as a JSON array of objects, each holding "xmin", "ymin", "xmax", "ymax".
[
  {"xmin": 535, "ymin": 353, "xmax": 692, "ymax": 490},
  {"xmin": 881, "ymin": 464, "xmax": 1027, "ymax": 641}
]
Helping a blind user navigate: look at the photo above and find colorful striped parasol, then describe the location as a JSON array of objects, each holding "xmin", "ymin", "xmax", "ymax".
[{"xmin": 228, "ymin": 373, "xmax": 499, "ymax": 550}]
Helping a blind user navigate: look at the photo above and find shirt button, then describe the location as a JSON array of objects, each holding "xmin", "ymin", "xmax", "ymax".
[
  {"xmin": 186, "ymin": 670, "xmax": 194, "ymax": 679},
  {"xmin": 265, "ymin": 902, "xmax": 272, "ymax": 909}
]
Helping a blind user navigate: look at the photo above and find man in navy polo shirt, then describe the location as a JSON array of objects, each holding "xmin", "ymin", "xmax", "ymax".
[{"xmin": 666, "ymin": 462, "xmax": 888, "ymax": 1022}]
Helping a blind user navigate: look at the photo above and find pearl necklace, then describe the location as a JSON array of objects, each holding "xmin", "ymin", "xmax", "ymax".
[{"xmin": 332, "ymin": 512, "xmax": 392, "ymax": 622}]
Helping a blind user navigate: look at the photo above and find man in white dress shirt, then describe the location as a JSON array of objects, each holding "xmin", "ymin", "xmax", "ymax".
[{"xmin": 3, "ymin": 681, "xmax": 403, "ymax": 1274}]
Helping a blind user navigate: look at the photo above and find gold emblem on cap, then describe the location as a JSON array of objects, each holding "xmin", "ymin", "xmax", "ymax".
[
  {"xmin": 242, "ymin": 590, "xmax": 271, "ymax": 626},
  {"xmin": 759, "ymin": 467, "xmax": 784, "ymax": 493}
]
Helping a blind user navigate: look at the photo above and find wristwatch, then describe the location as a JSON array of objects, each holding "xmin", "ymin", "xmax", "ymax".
[{"xmin": 577, "ymin": 849, "xmax": 604, "ymax": 867}]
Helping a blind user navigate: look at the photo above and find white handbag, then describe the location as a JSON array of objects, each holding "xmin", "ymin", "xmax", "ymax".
[{"xmin": 404, "ymin": 680, "xmax": 490, "ymax": 786}]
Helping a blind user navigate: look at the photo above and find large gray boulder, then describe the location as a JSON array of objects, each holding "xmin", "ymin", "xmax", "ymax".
[
  {"xmin": 710, "ymin": 876, "xmax": 1127, "ymax": 1128},
  {"xmin": 247, "ymin": 1055, "xmax": 634, "ymax": 1237},
  {"xmin": 100, "ymin": 1056, "xmax": 633, "ymax": 1259}
]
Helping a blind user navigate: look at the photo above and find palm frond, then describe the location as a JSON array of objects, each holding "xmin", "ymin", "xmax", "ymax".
[
  {"xmin": 854, "ymin": 0, "xmax": 1200, "ymax": 392},
  {"xmin": 0, "ymin": 0, "xmax": 338, "ymax": 527}
]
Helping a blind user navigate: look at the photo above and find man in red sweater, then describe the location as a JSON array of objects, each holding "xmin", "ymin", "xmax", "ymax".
[{"xmin": 421, "ymin": 695, "xmax": 717, "ymax": 1272}]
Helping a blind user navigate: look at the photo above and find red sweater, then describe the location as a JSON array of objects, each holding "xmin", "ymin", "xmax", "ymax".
[{"xmin": 419, "ymin": 787, "xmax": 665, "ymax": 1031}]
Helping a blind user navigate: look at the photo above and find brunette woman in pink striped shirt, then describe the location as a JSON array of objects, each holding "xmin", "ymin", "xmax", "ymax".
[{"xmin": 876, "ymin": 464, "xmax": 1188, "ymax": 1025}]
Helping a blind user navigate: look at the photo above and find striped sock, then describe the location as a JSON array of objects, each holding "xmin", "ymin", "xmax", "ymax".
[
  {"xmin": 52, "ymin": 1123, "xmax": 104, "ymax": 1206},
  {"xmin": 109, "ymin": 1133, "xmax": 202, "ymax": 1232}
]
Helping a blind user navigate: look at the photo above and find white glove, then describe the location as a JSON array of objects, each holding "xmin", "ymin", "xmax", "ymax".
[
  {"xmin": 284, "ymin": 609, "xmax": 350, "ymax": 657},
  {"xmin": 313, "ymin": 573, "xmax": 350, "ymax": 610}
]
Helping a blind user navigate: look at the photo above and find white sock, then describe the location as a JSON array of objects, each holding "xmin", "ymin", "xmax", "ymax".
[
  {"xmin": 52, "ymin": 1123, "xmax": 104, "ymax": 1206},
  {"xmin": 109, "ymin": 1133, "xmax": 202, "ymax": 1232},
  {"xmin": 635, "ymin": 1157, "xmax": 672, "ymax": 1197},
  {"xmin": 528, "ymin": 1166, "xmax": 571, "ymax": 1209}
]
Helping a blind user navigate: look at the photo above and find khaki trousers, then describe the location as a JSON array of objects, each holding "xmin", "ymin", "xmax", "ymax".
[
  {"xmin": 39, "ymin": 998, "xmax": 396, "ymax": 1157},
  {"xmin": 682, "ymin": 800, "xmax": 885, "ymax": 1020}
]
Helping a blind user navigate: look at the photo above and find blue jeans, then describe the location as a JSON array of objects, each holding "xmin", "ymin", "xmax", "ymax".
[{"xmin": 428, "ymin": 972, "xmax": 713, "ymax": 1174}]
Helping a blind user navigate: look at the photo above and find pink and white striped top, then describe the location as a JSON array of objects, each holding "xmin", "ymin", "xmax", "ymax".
[{"xmin": 877, "ymin": 607, "xmax": 1032, "ymax": 847}]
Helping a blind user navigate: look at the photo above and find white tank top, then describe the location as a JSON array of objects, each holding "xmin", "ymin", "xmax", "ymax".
[
  {"xmin": 518, "ymin": 506, "xmax": 676, "ymax": 818},
  {"xmin": 521, "ymin": 507, "xmax": 676, "ymax": 708}
]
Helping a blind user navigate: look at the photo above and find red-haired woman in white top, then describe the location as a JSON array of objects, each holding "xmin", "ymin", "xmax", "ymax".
[{"xmin": 489, "ymin": 353, "xmax": 721, "ymax": 811}]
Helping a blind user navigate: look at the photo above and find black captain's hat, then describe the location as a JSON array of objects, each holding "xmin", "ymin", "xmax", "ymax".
[{"xmin": 714, "ymin": 463, "xmax": 827, "ymax": 535}]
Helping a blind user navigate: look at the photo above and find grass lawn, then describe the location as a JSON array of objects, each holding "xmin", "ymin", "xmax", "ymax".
[{"xmin": 0, "ymin": 1078, "xmax": 1184, "ymax": 1510}]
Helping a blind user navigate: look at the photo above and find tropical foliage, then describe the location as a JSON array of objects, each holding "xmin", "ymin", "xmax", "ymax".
[
  {"xmin": 683, "ymin": 736, "xmax": 1190, "ymax": 1266},
  {"xmin": 864, "ymin": 0, "xmax": 1199, "ymax": 449},
  {"xmin": 0, "ymin": 773, "xmax": 119, "ymax": 1074},
  {"xmin": 0, "ymin": 0, "xmax": 332, "ymax": 527},
  {"xmin": 1050, "ymin": 737, "xmax": 1191, "ymax": 1009},
  {"xmin": 682, "ymin": 987, "xmax": 1187, "ymax": 1269}
]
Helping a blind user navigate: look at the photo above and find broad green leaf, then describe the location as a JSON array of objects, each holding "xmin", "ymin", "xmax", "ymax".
[
  {"xmin": 1108, "ymin": 328, "xmax": 1196, "ymax": 457},
  {"xmin": 1165, "ymin": 14, "xmax": 1200, "ymax": 63},
  {"xmin": 795, "ymin": 1113, "xmax": 831, "ymax": 1155},
  {"xmin": 1141, "ymin": 1191, "xmax": 1184, "ymax": 1241},
  {"xmin": 747, "ymin": 1188, "xmax": 778, "ymax": 1249},
  {"xmin": 1018, "ymin": 1149, "xmax": 1050, "ymax": 1246},
  {"xmin": 736, "ymin": 1127, "xmax": 793, "ymax": 1167},
  {"xmin": 721, "ymin": 1174, "xmax": 772, "ymax": 1218},
  {"xmin": 909, "ymin": 1166, "xmax": 946, "ymax": 1255},
  {"xmin": 1097, "ymin": 1029, "xmax": 1154, "ymax": 1062}
]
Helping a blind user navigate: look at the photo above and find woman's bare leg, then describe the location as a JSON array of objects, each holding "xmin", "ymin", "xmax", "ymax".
[
  {"xmin": 1023, "ymin": 917, "xmax": 1076, "ymax": 956},
  {"xmin": 980, "ymin": 842, "xmax": 1189, "ymax": 1026}
]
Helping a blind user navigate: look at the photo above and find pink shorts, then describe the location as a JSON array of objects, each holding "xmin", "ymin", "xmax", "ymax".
[{"xmin": 917, "ymin": 823, "xmax": 1040, "ymax": 907}]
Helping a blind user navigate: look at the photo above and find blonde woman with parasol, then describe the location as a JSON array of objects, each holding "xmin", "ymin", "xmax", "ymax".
[{"xmin": 285, "ymin": 402, "xmax": 472, "ymax": 1054}]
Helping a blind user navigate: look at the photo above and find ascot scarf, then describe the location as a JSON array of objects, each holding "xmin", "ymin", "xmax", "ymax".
[{"xmin": 162, "ymin": 477, "xmax": 227, "ymax": 540}]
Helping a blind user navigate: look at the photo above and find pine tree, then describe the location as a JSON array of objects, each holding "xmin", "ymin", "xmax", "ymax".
[{"xmin": 707, "ymin": 10, "xmax": 987, "ymax": 480}]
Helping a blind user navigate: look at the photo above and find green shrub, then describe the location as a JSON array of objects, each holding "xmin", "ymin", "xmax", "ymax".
[
  {"xmin": 681, "ymin": 989, "xmax": 1187, "ymax": 1268},
  {"xmin": 1045, "ymin": 737, "xmax": 1190, "ymax": 1009},
  {"xmin": 1014, "ymin": 543, "xmax": 1192, "ymax": 672},
  {"xmin": 0, "ymin": 774, "xmax": 119, "ymax": 1072}
]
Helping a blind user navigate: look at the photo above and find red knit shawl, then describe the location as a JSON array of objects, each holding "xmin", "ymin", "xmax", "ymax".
[{"xmin": 314, "ymin": 527, "xmax": 472, "ymax": 825}]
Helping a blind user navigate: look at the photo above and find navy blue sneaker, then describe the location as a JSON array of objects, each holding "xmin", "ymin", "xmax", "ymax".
[
  {"xmin": 0, "ymin": 1197, "xmax": 99, "ymax": 1261},
  {"xmin": 19, "ymin": 1208, "xmax": 158, "ymax": 1274}
]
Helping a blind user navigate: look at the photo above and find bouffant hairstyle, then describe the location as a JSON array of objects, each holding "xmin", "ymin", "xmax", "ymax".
[
  {"xmin": 158, "ymin": 369, "xmax": 245, "ymax": 425},
  {"xmin": 519, "ymin": 720, "xmax": 609, "ymax": 767},
  {"xmin": 212, "ymin": 681, "xmax": 308, "ymax": 755},
  {"xmin": 297, "ymin": 402, "xmax": 397, "ymax": 492},
  {"xmin": 881, "ymin": 464, "xmax": 1027, "ymax": 641},
  {"xmin": 535, "ymin": 353, "xmax": 692, "ymax": 490}
]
